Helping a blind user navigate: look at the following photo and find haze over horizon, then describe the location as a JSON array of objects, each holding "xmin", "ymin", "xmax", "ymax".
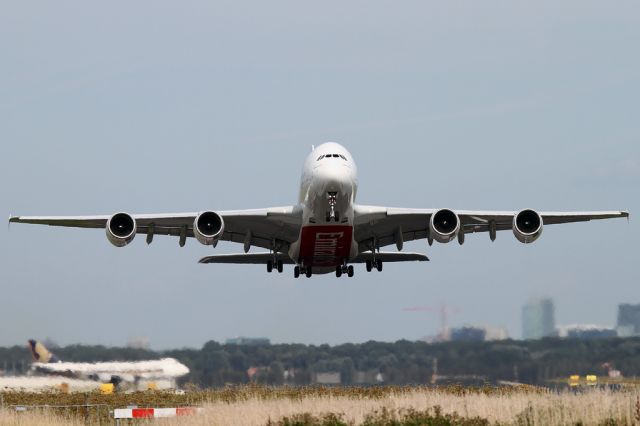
[{"xmin": 1, "ymin": 1, "xmax": 638, "ymax": 350}]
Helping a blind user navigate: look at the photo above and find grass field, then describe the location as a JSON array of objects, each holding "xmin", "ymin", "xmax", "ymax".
[{"xmin": 1, "ymin": 385, "xmax": 640, "ymax": 425}]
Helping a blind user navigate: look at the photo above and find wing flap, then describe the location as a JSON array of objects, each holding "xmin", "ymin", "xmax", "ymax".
[
  {"xmin": 199, "ymin": 252, "xmax": 294, "ymax": 264},
  {"xmin": 352, "ymin": 252, "xmax": 429, "ymax": 263}
]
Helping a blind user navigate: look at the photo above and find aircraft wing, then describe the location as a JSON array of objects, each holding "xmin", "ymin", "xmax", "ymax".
[
  {"xmin": 353, "ymin": 205, "xmax": 629, "ymax": 250},
  {"xmin": 9, "ymin": 206, "xmax": 303, "ymax": 252}
]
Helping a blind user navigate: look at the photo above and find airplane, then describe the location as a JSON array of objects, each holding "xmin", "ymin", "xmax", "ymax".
[
  {"xmin": 27, "ymin": 340, "xmax": 189, "ymax": 390},
  {"xmin": 9, "ymin": 142, "xmax": 628, "ymax": 278}
]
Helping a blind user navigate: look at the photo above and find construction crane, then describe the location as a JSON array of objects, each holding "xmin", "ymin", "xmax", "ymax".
[{"xmin": 403, "ymin": 303, "xmax": 460, "ymax": 342}]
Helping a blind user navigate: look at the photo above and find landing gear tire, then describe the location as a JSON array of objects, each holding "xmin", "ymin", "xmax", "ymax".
[
  {"xmin": 376, "ymin": 261, "xmax": 383, "ymax": 272},
  {"xmin": 335, "ymin": 266, "xmax": 342, "ymax": 278},
  {"xmin": 366, "ymin": 260, "xmax": 372, "ymax": 272},
  {"xmin": 267, "ymin": 260, "xmax": 273, "ymax": 273},
  {"xmin": 277, "ymin": 260, "xmax": 283, "ymax": 273},
  {"xmin": 347, "ymin": 265, "xmax": 354, "ymax": 277},
  {"xmin": 294, "ymin": 266, "xmax": 300, "ymax": 278},
  {"xmin": 305, "ymin": 267, "xmax": 312, "ymax": 278}
]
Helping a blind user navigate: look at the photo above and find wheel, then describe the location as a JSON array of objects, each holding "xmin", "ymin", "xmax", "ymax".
[
  {"xmin": 366, "ymin": 260, "xmax": 372, "ymax": 272},
  {"xmin": 267, "ymin": 260, "xmax": 273, "ymax": 273},
  {"xmin": 335, "ymin": 266, "xmax": 342, "ymax": 277},
  {"xmin": 347, "ymin": 265, "xmax": 354, "ymax": 277},
  {"xmin": 376, "ymin": 261, "xmax": 383, "ymax": 272},
  {"xmin": 294, "ymin": 266, "xmax": 300, "ymax": 278},
  {"xmin": 277, "ymin": 260, "xmax": 283, "ymax": 273},
  {"xmin": 305, "ymin": 267, "xmax": 312, "ymax": 278}
]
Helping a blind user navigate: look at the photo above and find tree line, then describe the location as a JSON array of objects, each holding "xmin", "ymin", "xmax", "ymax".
[{"xmin": 2, "ymin": 337, "xmax": 640, "ymax": 387}]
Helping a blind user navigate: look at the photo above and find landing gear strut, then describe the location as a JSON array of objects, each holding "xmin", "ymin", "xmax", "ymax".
[{"xmin": 326, "ymin": 192, "xmax": 339, "ymax": 222}]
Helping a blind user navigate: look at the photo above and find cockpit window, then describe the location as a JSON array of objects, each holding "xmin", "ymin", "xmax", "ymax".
[
  {"xmin": 332, "ymin": 154, "xmax": 339, "ymax": 158},
  {"xmin": 317, "ymin": 155, "xmax": 324, "ymax": 161},
  {"xmin": 339, "ymin": 154, "xmax": 347, "ymax": 160}
]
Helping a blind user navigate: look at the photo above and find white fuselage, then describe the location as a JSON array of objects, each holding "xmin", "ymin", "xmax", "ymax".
[{"xmin": 288, "ymin": 142, "xmax": 360, "ymax": 274}]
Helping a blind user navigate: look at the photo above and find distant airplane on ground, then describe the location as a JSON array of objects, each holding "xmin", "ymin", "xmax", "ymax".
[
  {"xmin": 9, "ymin": 142, "xmax": 628, "ymax": 277},
  {"xmin": 27, "ymin": 340, "xmax": 189, "ymax": 390}
]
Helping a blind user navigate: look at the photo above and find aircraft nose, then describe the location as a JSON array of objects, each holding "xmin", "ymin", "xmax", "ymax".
[{"xmin": 314, "ymin": 163, "xmax": 352, "ymax": 193}]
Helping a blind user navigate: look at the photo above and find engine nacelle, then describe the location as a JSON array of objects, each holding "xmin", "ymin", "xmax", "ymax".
[
  {"xmin": 106, "ymin": 212, "xmax": 136, "ymax": 247},
  {"xmin": 513, "ymin": 209, "xmax": 543, "ymax": 244},
  {"xmin": 193, "ymin": 211, "xmax": 225, "ymax": 245},
  {"xmin": 429, "ymin": 209, "xmax": 460, "ymax": 243}
]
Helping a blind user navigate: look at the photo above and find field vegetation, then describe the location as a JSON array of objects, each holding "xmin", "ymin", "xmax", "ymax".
[{"xmin": 2, "ymin": 385, "xmax": 640, "ymax": 425}]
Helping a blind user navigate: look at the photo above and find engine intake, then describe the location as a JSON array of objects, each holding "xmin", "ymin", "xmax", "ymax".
[
  {"xmin": 429, "ymin": 209, "xmax": 460, "ymax": 243},
  {"xmin": 194, "ymin": 211, "xmax": 225, "ymax": 245},
  {"xmin": 513, "ymin": 209, "xmax": 543, "ymax": 244},
  {"xmin": 106, "ymin": 212, "xmax": 136, "ymax": 247}
]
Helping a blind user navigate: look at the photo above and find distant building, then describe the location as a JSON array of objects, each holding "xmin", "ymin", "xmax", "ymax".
[
  {"xmin": 556, "ymin": 324, "xmax": 617, "ymax": 339},
  {"xmin": 450, "ymin": 326, "xmax": 486, "ymax": 342},
  {"xmin": 225, "ymin": 337, "xmax": 270, "ymax": 346},
  {"xmin": 449, "ymin": 326, "xmax": 509, "ymax": 342},
  {"xmin": 522, "ymin": 298, "xmax": 555, "ymax": 339},
  {"xmin": 312, "ymin": 372, "xmax": 341, "ymax": 385},
  {"xmin": 616, "ymin": 304, "xmax": 640, "ymax": 337},
  {"xmin": 127, "ymin": 336, "xmax": 150, "ymax": 350}
]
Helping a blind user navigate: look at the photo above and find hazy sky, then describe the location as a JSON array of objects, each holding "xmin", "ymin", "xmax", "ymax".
[{"xmin": 1, "ymin": 1, "xmax": 638, "ymax": 349}]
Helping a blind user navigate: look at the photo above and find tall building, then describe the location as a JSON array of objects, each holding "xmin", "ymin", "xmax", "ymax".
[
  {"xmin": 522, "ymin": 298, "xmax": 555, "ymax": 339},
  {"xmin": 616, "ymin": 304, "xmax": 640, "ymax": 337}
]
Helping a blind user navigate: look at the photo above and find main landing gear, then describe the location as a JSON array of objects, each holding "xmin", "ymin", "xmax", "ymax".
[
  {"xmin": 294, "ymin": 265, "xmax": 312, "ymax": 278},
  {"xmin": 365, "ymin": 259, "xmax": 383, "ymax": 272},
  {"xmin": 335, "ymin": 264, "xmax": 354, "ymax": 278},
  {"xmin": 267, "ymin": 260, "xmax": 284, "ymax": 273}
]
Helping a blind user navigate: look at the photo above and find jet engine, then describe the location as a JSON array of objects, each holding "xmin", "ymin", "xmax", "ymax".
[
  {"xmin": 193, "ymin": 211, "xmax": 225, "ymax": 245},
  {"xmin": 429, "ymin": 209, "xmax": 460, "ymax": 243},
  {"xmin": 513, "ymin": 209, "xmax": 543, "ymax": 244},
  {"xmin": 106, "ymin": 212, "xmax": 136, "ymax": 247}
]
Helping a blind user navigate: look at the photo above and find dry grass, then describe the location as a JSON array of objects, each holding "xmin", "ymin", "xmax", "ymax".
[
  {"xmin": 2, "ymin": 385, "xmax": 640, "ymax": 425},
  {"xmin": 156, "ymin": 388, "xmax": 640, "ymax": 426}
]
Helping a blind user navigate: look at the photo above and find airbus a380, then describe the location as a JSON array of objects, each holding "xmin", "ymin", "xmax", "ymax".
[{"xmin": 10, "ymin": 142, "xmax": 628, "ymax": 278}]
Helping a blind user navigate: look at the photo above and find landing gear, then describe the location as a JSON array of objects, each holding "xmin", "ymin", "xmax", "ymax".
[
  {"xmin": 294, "ymin": 266, "xmax": 300, "ymax": 278},
  {"xmin": 326, "ymin": 192, "xmax": 339, "ymax": 222},
  {"xmin": 268, "ymin": 259, "xmax": 284, "ymax": 273},
  {"xmin": 335, "ymin": 263, "xmax": 354, "ymax": 278},
  {"xmin": 305, "ymin": 267, "xmax": 312, "ymax": 278},
  {"xmin": 366, "ymin": 259, "xmax": 383, "ymax": 272}
]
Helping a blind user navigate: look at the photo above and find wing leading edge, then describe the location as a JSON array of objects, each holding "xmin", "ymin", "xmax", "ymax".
[
  {"xmin": 354, "ymin": 205, "xmax": 628, "ymax": 251},
  {"xmin": 9, "ymin": 206, "xmax": 302, "ymax": 252}
]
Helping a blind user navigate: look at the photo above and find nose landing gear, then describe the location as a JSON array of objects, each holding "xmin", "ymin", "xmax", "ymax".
[{"xmin": 325, "ymin": 192, "xmax": 340, "ymax": 222}]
